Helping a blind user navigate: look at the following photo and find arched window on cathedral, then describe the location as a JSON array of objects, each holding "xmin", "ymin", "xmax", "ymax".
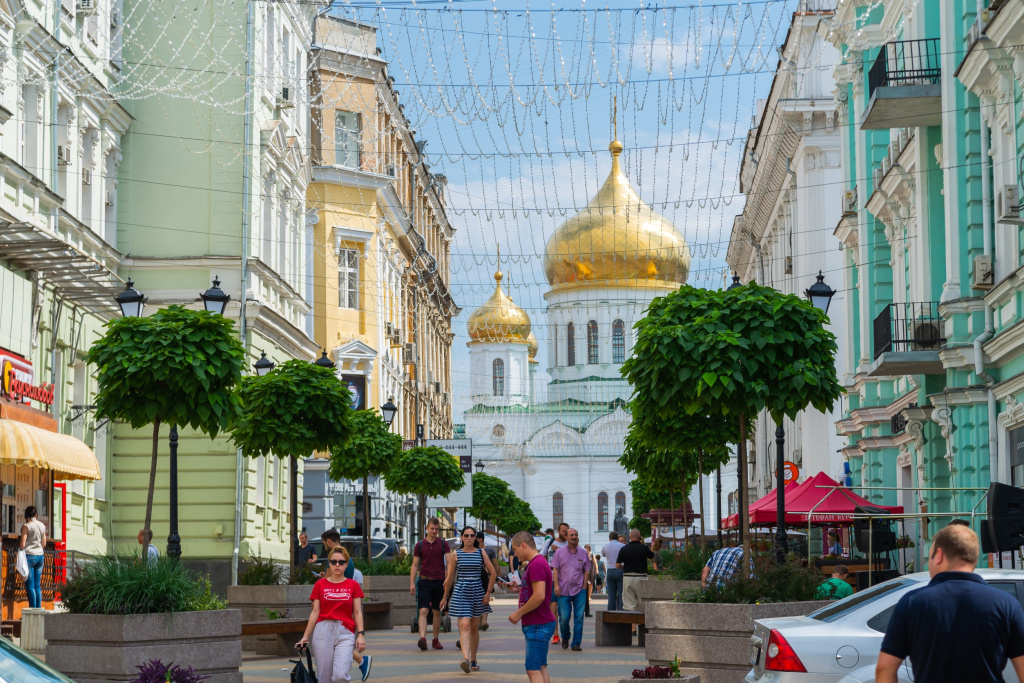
[
  {"xmin": 492, "ymin": 358, "xmax": 505, "ymax": 396},
  {"xmin": 598, "ymin": 492, "xmax": 608, "ymax": 530},
  {"xmin": 553, "ymin": 492, "xmax": 564, "ymax": 529},
  {"xmin": 612, "ymin": 319, "xmax": 625, "ymax": 364},
  {"xmin": 567, "ymin": 323, "xmax": 576, "ymax": 366},
  {"xmin": 615, "ymin": 491, "xmax": 626, "ymax": 520},
  {"xmin": 587, "ymin": 320, "xmax": 599, "ymax": 364}
]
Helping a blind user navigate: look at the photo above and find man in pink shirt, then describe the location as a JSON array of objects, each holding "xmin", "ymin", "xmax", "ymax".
[
  {"xmin": 509, "ymin": 531, "xmax": 557, "ymax": 683},
  {"xmin": 551, "ymin": 528, "xmax": 591, "ymax": 652}
]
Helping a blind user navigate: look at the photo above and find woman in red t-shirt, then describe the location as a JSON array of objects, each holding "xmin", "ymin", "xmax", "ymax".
[{"xmin": 297, "ymin": 546, "xmax": 366, "ymax": 682}]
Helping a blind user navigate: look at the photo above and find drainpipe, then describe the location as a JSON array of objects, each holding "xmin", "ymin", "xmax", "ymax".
[{"xmin": 975, "ymin": 109, "xmax": 998, "ymax": 486}]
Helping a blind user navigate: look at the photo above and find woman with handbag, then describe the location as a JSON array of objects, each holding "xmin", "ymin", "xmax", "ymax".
[
  {"xmin": 20, "ymin": 506, "xmax": 46, "ymax": 609},
  {"xmin": 297, "ymin": 546, "xmax": 367, "ymax": 682},
  {"xmin": 440, "ymin": 526, "xmax": 495, "ymax": 674}
]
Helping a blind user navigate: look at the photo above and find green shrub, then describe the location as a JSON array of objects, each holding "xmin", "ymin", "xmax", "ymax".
[
  {"xmin": 290, "ymin": 565, "xmax": 320, "ymax": 585},
  {"xmin": 238, "ymin": 546, "xmax": 284, "ymax": 586},
  {"xmin": 662, "ymin": 546, "xmax": 714, "ymax": 581},
  {"xmin": 352, "ymin": 555, "xmax": 412, "ymax": 576},
  {"xmin": 678, "ymin": 553, "xmax": 824, "ymax": 604},
  {"xmin": 61, "ymin": 552, "xmax": 222, "ymax": 615}
]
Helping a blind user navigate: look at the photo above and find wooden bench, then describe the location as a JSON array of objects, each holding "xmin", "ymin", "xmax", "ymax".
[
  {"xmin": 363, "ymin": 601, "xmax": 392, "ymax": 631},
  {"xmin": 241, "ymin": 618, "xmax": 307, "ymax": 637},
  {"xmin": 595, "ymin": 610, "xmax": 645, "ymax": 647}
]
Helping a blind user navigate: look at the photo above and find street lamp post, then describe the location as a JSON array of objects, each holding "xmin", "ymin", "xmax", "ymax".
[
  {"xmin": 726, "ymin": 273, "xmax": 748, "ymax": 556},
  {"xmin": 115, "ymin": 279, "xmax": 147, "ymax": 318},
  {"xmin": 473, "ymin": 460, "xmax": 485, "ymax": 529}
]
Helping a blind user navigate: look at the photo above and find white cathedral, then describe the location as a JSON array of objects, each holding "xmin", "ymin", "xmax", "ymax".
[{"xmin": 461, "ymin": 136, "xmax": 692, "ymax": 548}]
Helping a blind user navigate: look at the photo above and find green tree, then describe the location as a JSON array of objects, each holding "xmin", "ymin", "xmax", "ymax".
[
  {"xmin": 494, "ymin": 497, "xmax": 541, "ymax": 536},
  {"xmin": 233, "ymin": 360, "xmax": 355, "ymax": 566},
  {"xmin": 628, "ymin": 477, "xmax": 679, "ymax": 538},
  {"xmin": 621, "ymin": 431, "xmax": 696, "ymax": 543},
  {"xmin": 383, "ymin": 446, "xmax": 466, "ymax": 538},
  {"xmin": 622, "ymin": 283, "xmax": 842, "ymax": 560},
  {"xmin": 329, "ymin": 410, "xmax": 403, "ymax": 560},
  {"xmin": 86, "ymin": 305, "xmax": 245, "ymax": 552},
  {"xmin": 467, "ymin": 472, "xmax": 513, "ymax": 523}
]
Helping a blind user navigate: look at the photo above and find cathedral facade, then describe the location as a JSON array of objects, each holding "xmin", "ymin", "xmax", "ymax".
[{"xmin": 462, "ymin": 137, "xmax": 692, "ymax": 548}]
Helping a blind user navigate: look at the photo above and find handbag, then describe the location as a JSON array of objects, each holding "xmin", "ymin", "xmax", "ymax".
[
  {"xmin": 15, "ymin": 550, "xmax": 28, "ymax": 580},
  {"xmin": 290, "ymin": 645, "xmax": 317, "ymax": 683}
]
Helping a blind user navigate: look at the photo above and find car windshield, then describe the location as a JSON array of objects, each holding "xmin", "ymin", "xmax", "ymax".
[
  {"xmin": 0, "ymin": 634, "xmax": 73, "ymax": 682},
  {"xmin": 808, "ymin": 578, "xmax": 917, "ymax": 623}
]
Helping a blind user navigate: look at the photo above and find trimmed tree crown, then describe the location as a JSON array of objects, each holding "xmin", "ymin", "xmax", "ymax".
[
  {"xmin": 382, "ymin": 446, "xmax": 465, "ymax": 498},
  {"xmin": 329, "ymin": 409, "xmax": 402, "ymax": 481}
]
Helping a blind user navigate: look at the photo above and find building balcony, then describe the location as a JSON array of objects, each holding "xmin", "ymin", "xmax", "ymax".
[
  {"xmin": 869, "ymin": 302, "xmax": 945, "ymax": 376},
  {"xmin": 862, "ymin": 39, "xmax": 942, "ymax": 130}
]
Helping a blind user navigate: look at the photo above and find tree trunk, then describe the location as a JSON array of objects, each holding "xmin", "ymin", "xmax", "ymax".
[
  {"xmin": 698, "ymin": 449, "xmax": 706, "ymax": 549},
  {"xmin": 738, "ymin": 412, "xmax": 750, "ymax": 571},
  {"xmin": 290, "ymin": 455, "xmax": 298, "ymax": 571},
  {"xmin": 363, "ymin": 476, "xmax": 371, "ymax": 561},
  {"xmin": 682, "ymin": 475, "xmax": 689, "ymax": 548},
  {"xmin": 670, "ymin": 489, "xmax": 676, "ymax": 550},
  {"xmin": 419, "ymin": 493, "xmax": 426, "ymax": 542},
  {"xmin": 143, "ymin": 418, "xmax": 160, "ymax": 557}
]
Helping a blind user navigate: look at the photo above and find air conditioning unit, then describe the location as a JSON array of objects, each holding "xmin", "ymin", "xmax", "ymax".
[
  {"xmin": 385, "ymin": 321, "xmax": 393, "ymax": 337},
  {"xmin": 973, "ymin": 254, "xmax": 994, "ymax": 290},
  {"xmin": 57, "ymin": 145, "xmax": 72, "ymax": 165},
  {"xmin": 110, "ymin": 11, "xmax": 120, "ymax": 29},
  {"xmin": 276, "ymin": 87, "xmax": 294, "ymax": 109},
  {"xmin": 77, "ymin": 0, "xmax": 97, "ymax": 11},
  {"xmin": 386, "ymin": 165, "xmax": 396, "ymax": 178},
  {"xmin": 997, "ymin": 185, "xmax": 1024, "ymax": 224},
  {"xmin": 390, "ymin": 328, "xmax": 402, "ymax": 347},
  {"xmin": 81, "ymin": 168, "xmax": 92, "ymax": 185},
  {"xmin": 433, "ymin": 381, "xmax": 441, "ymax": 394},
  {"xmin": 910, "ymin": 320, "xmax": 944, "ymax": 351},
  {"xmin": 404, "ymin": 342, "xmax": 416, "ymax": 358},
  {"xmin": 842, "ymin": 189, "xmax": 857, "ymax": 215}
]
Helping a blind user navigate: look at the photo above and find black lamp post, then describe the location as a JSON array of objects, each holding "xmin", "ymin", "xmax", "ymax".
[
  {"xmin": 381, "ymin": 396, "xmax": 398, "ymax": 430},
  {"xmin": 115, "ymin": 279, "xmax": 147, "ymax": 317},
  {"xmin": 727, "ymin": 273, "xmax": 742, "ymax": 290},
  {"xmin": 253, "ymin": 351, "xmax": 275, "ymax": 377},
  {"xmin": 804, "ymin": 271, "xmax": 837, "ymax": 315},
  {"xmin": 200, "ymin": 276, "xmax": 231, "ymax": 315},
  {"xmin": 314, "ymin": 349, "xmax": 336, "ymax": 369}
]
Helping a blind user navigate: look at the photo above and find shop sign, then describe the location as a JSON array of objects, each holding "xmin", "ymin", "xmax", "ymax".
[
  {"xmin": 783, "ymin": 461, "xmax": 799, "ymax": 483},
  {"xmin": 0, "ymin": 352, "xmax": 53, "ymax": 407}
]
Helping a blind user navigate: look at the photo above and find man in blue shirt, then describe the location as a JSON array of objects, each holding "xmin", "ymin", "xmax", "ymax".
[{"xmin": 877, "ymin": 524, "xmax": 1024, "ymax": 683}]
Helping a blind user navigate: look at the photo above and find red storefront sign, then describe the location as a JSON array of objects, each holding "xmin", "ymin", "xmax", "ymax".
[{"xmin": 0, "ymin": 350, "xmax": 54, "ymax": 407}]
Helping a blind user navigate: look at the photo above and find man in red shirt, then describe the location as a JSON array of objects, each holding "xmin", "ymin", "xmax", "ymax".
[
  {"xmin": 410, "ymin": 517, "xmax": 450, "ymax": 651},
  {"xmin": 510, "ymin": 531, "xmax": 557, "ymax": 683}
]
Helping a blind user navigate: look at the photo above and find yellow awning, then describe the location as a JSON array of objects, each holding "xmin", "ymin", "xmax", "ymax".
[{"xmin": 0, "ymin": 419, "xmax": 101, "ymax": 481}]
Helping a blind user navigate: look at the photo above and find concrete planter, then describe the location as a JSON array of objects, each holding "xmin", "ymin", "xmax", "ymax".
[
  {"xmin": 44, "ymin": 609, "xmax": 242, "ymax": 683},
  {"xmin": 636, "ymin": 579, "xmax": 702, "ymax": 605},
  {"xmin": 645, "ymin": 600, "xmax": 830, "ymax": 683},
  {"xmin": 361, "ymin": 575, "xmax": 416, "ymax": 627},
  {"xmin": 227, "ymin": 584, "xmax": 311, "ymax": 652}
]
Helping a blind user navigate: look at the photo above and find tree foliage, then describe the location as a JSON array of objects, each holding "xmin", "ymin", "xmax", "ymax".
[
  {"xmin": 329, "ymin": 410, "xmax": 402, "ymax": 481},
  {"xmin": 86, "ymin": 305, "xmax": 244, "ymax": 434},
  {"xmin": 382, "ymin": 446, "xmax": 465, "ymax": 498},
  {"xmin": 232, "ymin": 360, "xmax": 354, "ymax": 459},
  {"xmin": 467, "ymin": 472, "xmax": 513, "ymax": 521},
  {"xmin": 621, "ymin": 283, "xmax": 843, "ymax": 423},
  {"xmin": 628, "ymin": 477, "xmax": 682, "ymax": 537},
  {"xmin": 495, "ymin": 497, "xmax": 542, "ymax": 535}
]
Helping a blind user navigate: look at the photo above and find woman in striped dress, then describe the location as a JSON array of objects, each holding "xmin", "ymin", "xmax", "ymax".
[{"xmin": 441, "ymin": 526, "xmax": 496, "ymax": 674}]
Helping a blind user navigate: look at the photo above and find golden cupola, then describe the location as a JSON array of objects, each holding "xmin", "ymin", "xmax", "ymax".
[
  {"xmin": 543, "ymin": 136, "xmax": 690, "ymax": 290},
  {"xmin": 467, "ymin": 269, "xmax": 531, "ymax": 345},
  {"xmin": 527, "ymin": 331, "xmax": 539, "ymax": 363}
]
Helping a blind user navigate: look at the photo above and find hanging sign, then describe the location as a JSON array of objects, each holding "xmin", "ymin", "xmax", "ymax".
[{"xmin": 0, "ymin": 352, "xmax": 53, "ymax": 407}]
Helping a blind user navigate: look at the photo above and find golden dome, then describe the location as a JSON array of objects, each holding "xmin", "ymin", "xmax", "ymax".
[
  {"xmin": 467, "ymin": 270, "xmax": 531, "ymax": 345},
  {"xmin": 527, "ymin": 331, "xmax": 539, "ymax": 361},
  {"xmin": 543, "ymin": 139, "xmax": 690, "ymax": 290}
]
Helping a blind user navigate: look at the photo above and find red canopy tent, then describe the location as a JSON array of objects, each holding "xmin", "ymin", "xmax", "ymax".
[{"xmin": 720, "ymin": 480, "xmax": 804, "ymax": 529}]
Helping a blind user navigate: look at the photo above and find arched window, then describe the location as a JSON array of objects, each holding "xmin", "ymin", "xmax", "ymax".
[
  {"xmin": 587, "ymin": 320, "xmax": 599, "ymax": 364},
  {"xmin": 615, "ymin": 491, "xmax": 626, "ymax": 519},
  {"xmin": 492, "ymin": 358, "xmax": 505, "ymax": 396},
  {"xmin": 553, "ymin": 326, "xmax": 558, "ymax": 367},
  {"xmin": 552, "ymin": 492, "xmax": 564, "ymax": 529},
  {"xmin": 567, "ymin": 323, "xmax": 576, "ymax": 366},
  {"xmin": 612, "ymin": 319, "xmax": 626, "ymax": 364},
  {"xmin": 598, "ymin": 492, "xmax": 609, "ymax": 530}
]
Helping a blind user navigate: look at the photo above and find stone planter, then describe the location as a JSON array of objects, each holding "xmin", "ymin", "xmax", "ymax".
[
  {"xmin": 645, "ymin": 600, "xmax": 830, "ymax": 683},
  {"xmin": 44, "ymin": 609, "xmax": 242, "ymax": 683},
  {"xmin": 637, "ymin": 579, "xmax": 702, "ymax": 606},
  {"xmin": 361, "ymin": 575, "xmax": 416, "ymax": 627},
  {"xmin": 227, "ymin": 584, "xmax": 312, "ymax": 652}
]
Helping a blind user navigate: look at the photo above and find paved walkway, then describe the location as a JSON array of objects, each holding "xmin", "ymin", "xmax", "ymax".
[{"xmin": 241, "ymin": 598, "xmax": 646, "ymax": 682}]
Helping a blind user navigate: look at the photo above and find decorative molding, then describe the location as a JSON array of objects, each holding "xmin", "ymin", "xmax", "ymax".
[{"xmin": 897, "ymin": 446, "xmax": 911, "ymax": 468}]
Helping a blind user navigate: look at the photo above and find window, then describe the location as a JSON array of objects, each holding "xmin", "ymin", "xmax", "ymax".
[
  {"xmin": 335, "ymin": 110, "xmax": 361, "ymax": 168},
  {"xmin": 728, "ymin": 492, "xmax": 737, "ymax": 515},
  {"xmin": 553, "ymin": 327, "xmax": 558, "ymax": 366},
  {"xmin": 587, "ymin": 320, "xmax": 599, "ymax": 364},
  {"xmin": 567, "ymin": 323, "xmax": 576, "ymax": 366},
  {"xmin": 613, "ymin": 319, "xmax": 625, "ymax": 363},
  {"xmin": 492, "ymin": 358, "xmax": 505, "ymax": 396},
  {"xmin": 552, "ymin": 492, "xmax": 563, "ymax": 529},
  {"xmin": 338, "ymin": 249, "xmax": 359, "ymax": 308},
  {"xmin": 598, "ymin": 492, "xmax": 608, "ymax": 530},
  {"xmin": 615, "ymin": 491, "xmax": 626, "ymax": 518}
]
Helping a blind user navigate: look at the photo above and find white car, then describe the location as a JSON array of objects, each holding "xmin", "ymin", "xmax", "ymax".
[{"xmin": 744, "ymin": 569, "xmax": 1024, "ymax": 683}]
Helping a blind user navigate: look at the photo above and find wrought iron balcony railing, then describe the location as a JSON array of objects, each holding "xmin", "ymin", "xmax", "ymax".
[
  {"xmin": 868, "ymin": 39, "xmax": 941, "ymax": 99},
  {"xmin": 873, "ymin": 302, "xmax": 945, "ymax": 360}
]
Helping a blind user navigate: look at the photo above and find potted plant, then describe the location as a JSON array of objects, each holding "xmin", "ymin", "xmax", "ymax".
[
  {"xmin": 45, "ymin": 553, "xmax": 241, "ymax": 682},
  {"xmin": 226, "ymin": 547, "xmax": 309, "ymax": 654}
]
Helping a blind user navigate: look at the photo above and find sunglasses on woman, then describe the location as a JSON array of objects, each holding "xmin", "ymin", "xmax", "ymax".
[
  {"xmin": 463, "ymin": 533, "xmax": 476, "ymax": 538},
  {"xmin": 329, "ymin": 559, "xmax": 348, "ymax": 566}
]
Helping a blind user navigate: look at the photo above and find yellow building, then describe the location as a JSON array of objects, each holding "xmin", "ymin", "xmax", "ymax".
[{"xmin": 304, "ymin": 16, "xmax": 458, "ymax": 543}]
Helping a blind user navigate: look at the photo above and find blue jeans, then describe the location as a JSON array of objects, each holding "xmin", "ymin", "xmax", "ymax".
[
  {"xmin": 26, "ymin": 554, "xmax": 44, "ymax": 609},
  {"xmin": 556, "ymin": 591, "xmax": 586, "ymax": 647},
  {"xmin": 522, "ymin": 621, "xmax": 556, "ymax": 671},
  {"xmin": 605, "ymin": 568, "xmax": 624, "ymax": 611}
]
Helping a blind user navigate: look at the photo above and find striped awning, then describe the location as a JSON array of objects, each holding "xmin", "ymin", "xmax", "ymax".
[{"xmin": 0, "ymin": 418, "xmax": 101, "ymax": 481}]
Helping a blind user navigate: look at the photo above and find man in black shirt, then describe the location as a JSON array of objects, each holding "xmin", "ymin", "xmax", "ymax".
[
  {"xmin": 877, "ymin": 524, "xmax": 1024, "ymax": 683},
  {"xmin": 616, "ymin": 529, "xmax": 654, "ymax": 612}
]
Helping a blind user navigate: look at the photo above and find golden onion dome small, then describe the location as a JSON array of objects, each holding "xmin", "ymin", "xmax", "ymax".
[
  {"xmin": 543, "ymin": 138, "xmax": 690, "ymax": 290},
  {"xmin": 527, "ymin": 331, "xmax": 539, "ymax": 360},
  {"xmin": 467, "ymin": 270, "xmax": 531, "ymax": 345}
]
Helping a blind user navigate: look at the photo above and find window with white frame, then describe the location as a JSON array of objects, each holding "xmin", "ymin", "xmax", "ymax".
[
  {"xmin": 335, "ymin": 110, "xmax": 361, "ymax": 168},
  {"xmin": 338, "ymin": 249, "xmax": 359, "ymax": 309}
]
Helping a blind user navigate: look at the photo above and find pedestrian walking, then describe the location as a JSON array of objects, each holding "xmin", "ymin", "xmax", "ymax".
[
  {"xmin": 815, "ymin": 565, "xmax": 853, "ymax": 600},
  {"xmin": 551, "ymin": 528, "xmax": 591, "ymax": 651},
  {"xmin": 20, "ymin": 506, "xmax": 45, "ymax": 609},
  {"xmin": 137, "ymin": 528, "xmax": 159, "ymax": 567},
  {"xmin": 584, "ymin": 544, "xmax": 596, "ymax": 617},
  {"xmin": 650, "ymin": 538, "xmax": 664, "ymax": 573},
  {"xmin": 321, "ymin": 529, "xmax": 356, "ymax": 580},
  {"xmin": 601, "ymin": 531, "xmax": 625, "ymax": 610},
  {"xmin": 876, "ymin": 524, "xmax": 1024, "ymax": 683},
  {"xmin": 509, "ymin": 531, "xmax": 557, "ymax": 683},
  {"xmin": 595, "ymin": 554, "xmax": 606, "ymax": 594},
  {"xmin": 617, "ymin": 529, "xmax": 654, "ymax": 612},
  {"xmin": 297, "ymin": 546, "xmax": 368, "ymax": 683},
  {"xmin": 479, "ymin": 530, "xmax": 498, "ymax": 631},
  {"xmin": 410, "ymin": 517, "xmax": 450, "ymax": 651},
  {"xmin": 441, "ymin": 526, "xmax": 496, "ymax": 674},
  {"xmin": 547, "ymin": 522, "xmax": 569, "ymax": 645},
  {"xmin": 702, "ymin": 544, "xmax": 744, "ymax": 589},
  {"xmin": 297, "ymin": 532, "xmax": 318, "ymax": 566}
]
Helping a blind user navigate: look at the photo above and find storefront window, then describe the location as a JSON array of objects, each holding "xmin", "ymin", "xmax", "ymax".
[{"xmin": 1011, "ymin": 425, "xmax": 1024, "ymax": 487}]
